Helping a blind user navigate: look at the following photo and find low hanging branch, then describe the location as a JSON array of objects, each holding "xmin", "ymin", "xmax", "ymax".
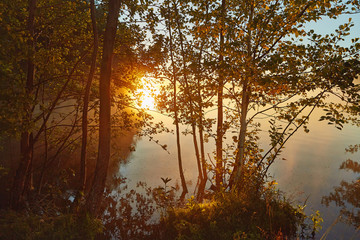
[
  {"xmin": 33, "ymin": 49, "xmax": 90, "ymax": 145},
  {"xmin": 259, "ymin": 90, "xmax": 327, "ymax": 178}
]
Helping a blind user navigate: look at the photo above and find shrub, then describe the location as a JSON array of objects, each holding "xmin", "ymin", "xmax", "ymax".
[
  {"xmin": 0, "ymin": 210, "xmax": 102, "ymax": 240},
  {"xmin": 160, "ymin": 189, "xmax": 313, "ymax": 240}
]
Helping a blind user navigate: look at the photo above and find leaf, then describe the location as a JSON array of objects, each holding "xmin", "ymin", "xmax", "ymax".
[{"xmin": 161, "ymin": 177, "xmax": 171, "ymax": 184}]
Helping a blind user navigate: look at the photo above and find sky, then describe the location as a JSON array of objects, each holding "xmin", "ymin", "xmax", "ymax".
[{"xmin": 305, "ymin": 13, "xmax": 360, "ymax": 47}]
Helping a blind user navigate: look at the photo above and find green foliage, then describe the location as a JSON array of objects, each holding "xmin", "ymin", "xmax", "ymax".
[
  {"xmin": 0, "ymin": 210, "xmax": 102, "ymax": 240},
  {"xmin": 0, "ymin": 165, "xmax": 102, "ymax": 240},
  {"xmin": 152, "ymin": 177, "xmax": 178, "ymax": 212},
  {"xmin": 161, "ymin": 189, "xmax": 314, "ymax": 240}
]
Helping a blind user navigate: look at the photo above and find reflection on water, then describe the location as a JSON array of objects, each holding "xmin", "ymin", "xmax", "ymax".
[
  {"xmin": 321, "ymin": 158, "xmax": 360, "ymax": 239},
  {"xmin": 121, "ymin": 108, "xmax": 360, "ymax": 239},
  {"xmin": 268, "ymin": 112, "xmax": 360, "ymax": 239}
]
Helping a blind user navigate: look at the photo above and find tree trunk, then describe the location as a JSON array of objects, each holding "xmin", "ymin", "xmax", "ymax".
[
  {"xmin": 171, "ymin": 0, "xmax": 207, "ymax": 199},
  {"xmin": 173, "ymin": 2, "xmax": 203, "ymax": 184},
  {"xmin": 79, "ymin": 0, "xmax": 98, "ymax": 196},
  {"xmin": 231, "ymin": 2, "xmax": 254, "ymax": 189},
  {"xmin": 215, "ymin": 0, "xmax": 226, "ymax": 190},
  {"xmin": 85, "ymin": 0, "xmax": 120, "ymax": 215},
  {"xmin": 195, "ymin": 5, "xmax": 210, "ymax": 200},
  {"xmin": 11, "ymin": 0, "xmax": 36, "ymax": 210},
  {"xmin": 196, "ymin": 51, "xmax": 207, "ymax": 200},
  {"xmin": 197, "ymin": 124, "xmax": 207, "ymax": 200},
  {"xmin": 232, "ymin": 82, "xmax": 250, "ymax": 186},
  {"xmin": 175, "ymin": 78, "xmax": 188, "ymax": 201},
  {"xmin": 167, "ymin": 5, "xmax": 188, "ymax": 200},
  {"xmin": 37, "ymin": 112, "xmax": 47, "ymax": 194}
]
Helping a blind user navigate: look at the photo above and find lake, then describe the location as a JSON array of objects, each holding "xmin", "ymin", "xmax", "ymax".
[{"xmin": 120, "ymin": 106, "xmax": 360, "ymax": 239}]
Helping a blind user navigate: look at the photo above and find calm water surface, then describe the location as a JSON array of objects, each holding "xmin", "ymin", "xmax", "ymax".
[{"xmin": 120, "ymin": 109, "xmax": 360, "ymax": 239}]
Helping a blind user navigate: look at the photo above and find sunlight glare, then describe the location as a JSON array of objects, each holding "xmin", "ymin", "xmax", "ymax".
[{"xmin": 136, "ymin": 78, "xmax": 159, "ymax": 110}]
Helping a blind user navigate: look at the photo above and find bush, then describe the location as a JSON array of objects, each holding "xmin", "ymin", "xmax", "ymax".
[
  {"xmin": 160, "ymin": 188, "xmax": 312, "ymax": 240},
  {"xmin": 0, "ymin": 210, "xmax": 102, "ymax": 240}
]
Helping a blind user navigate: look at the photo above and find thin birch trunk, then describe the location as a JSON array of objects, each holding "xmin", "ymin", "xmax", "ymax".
[
  {"xmin": 215, "ymin": 0, "xmax": 226, "ymax": 190},
  {"xmin": 232, "ymin": 1, "xmax": 254, "ymax": 188},
  {"xmin": 167, "ymin": 4, "xmax": 188, "ymax": 200}
]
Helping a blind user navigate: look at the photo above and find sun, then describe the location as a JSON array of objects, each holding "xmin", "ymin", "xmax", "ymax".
[
  {"xmin": 136, "ymin": 78, "xmax": 158, "ymax": 110},
  {"xmin": 137, "ymin": 89, "xmax": 156, "ymax": 109}
]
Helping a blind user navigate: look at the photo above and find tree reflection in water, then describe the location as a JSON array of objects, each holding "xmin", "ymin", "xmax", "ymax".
[
  {"xmin": 99, "ymin": 177, "xmax": 179, "ymax": 240},
  {"xmin": 322, "ymin": 148, "xmax": 360, "ymax": 233}
]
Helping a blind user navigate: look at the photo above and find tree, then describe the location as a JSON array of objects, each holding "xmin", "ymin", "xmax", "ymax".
[
  {"xmin": 215, "ymin": 0, "xmax": 226, "ymax": 190},
  {"xmin": 164, "ymin": 0, "xmax": 189, "ymax": 200},
  {"xmin": 154, "ymin": 0, "xmax": 360, "ymax": 195},
  {"xmin": 1, "ymin": 0, "xmax": 100, "ymax": 209},
  {"xmin": 78, "ymin": 0, "xmax": 99, "ymax": 200},
  {"xmin": 10, "ymin": 0, "xmax": 37, "ymax": 210},
  {"xmin": 86, "ymin": 0, "xmax": 121, "ymax": 215}
]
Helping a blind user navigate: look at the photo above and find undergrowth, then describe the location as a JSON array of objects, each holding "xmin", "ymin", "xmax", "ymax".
[{"xmin": 160, "ymin": 186, "xmax": 319, "ymax": 240}]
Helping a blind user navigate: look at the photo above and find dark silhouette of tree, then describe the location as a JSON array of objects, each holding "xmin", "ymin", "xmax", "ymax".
[
  {"xmin": 86, "ymin": 0, "xmax": 121, "ymax": 215},
  {"xmin": 78, "ymin": 0, "xmax": 99, "ymax": 200},
  {"xmin": 11, "ymin": 0, "xmax": 36, "ymax": 210}
]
